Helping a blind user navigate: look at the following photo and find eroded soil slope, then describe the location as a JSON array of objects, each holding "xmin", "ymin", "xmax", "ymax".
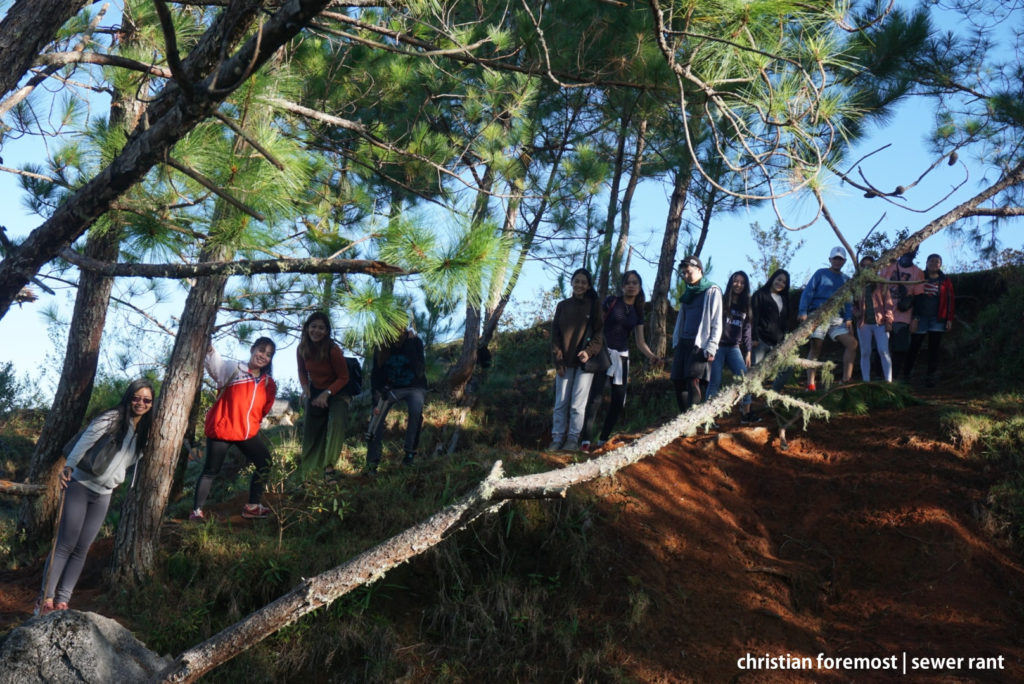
[{"xmin": 584, "ymin": 398, "xmax": 1024, "ymax": 682}]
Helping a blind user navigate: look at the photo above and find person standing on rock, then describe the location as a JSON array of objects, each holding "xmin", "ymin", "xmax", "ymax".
[
  {"xmin": 37, "ymin": 379, "xmax": 156, "ymax": 615},
  {"xmin": 549, "ymin": 268, "xmax": 604, "ymax": 452},
  {"xmin": 798, "ymin": 246, "xmax": 857, "ymax": 389},
  {"xmin": 190, "ymin": 338, "xmax": 278, "ymax": 521},
  {"xmin": 671, "ymin": 256, "xmax": 722, "ymax": 413}
]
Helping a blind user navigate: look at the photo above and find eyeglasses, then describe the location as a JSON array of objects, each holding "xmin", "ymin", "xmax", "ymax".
[{"xmin": 131, "ymin": 396, "xmax": 153, "ymax": 405}]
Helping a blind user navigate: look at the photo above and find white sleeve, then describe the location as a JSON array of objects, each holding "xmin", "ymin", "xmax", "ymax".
[
  {"xmin": 65, "ymin": 412, "xmax": 117, "ymax": 469},
  {"xmin": 206, "ymin": 347, "xmax": 238, "ymax": 387}
]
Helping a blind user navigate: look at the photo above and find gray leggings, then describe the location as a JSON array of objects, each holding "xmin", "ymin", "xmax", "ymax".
[{"xmin": 42, "ymin": 479, "xmax": 111, "ymax": 604}]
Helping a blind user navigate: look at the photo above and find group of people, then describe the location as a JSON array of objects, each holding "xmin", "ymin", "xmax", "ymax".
[
  {"xmin": 548, "ymin": 246, "xmax": 956, "ymax": 451},
  {"xmin": 37, "ymin": 313, "xmax": 427, "ymax": 615}
]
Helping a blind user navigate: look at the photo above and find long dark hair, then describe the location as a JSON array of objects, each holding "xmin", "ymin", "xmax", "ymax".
[
  {"xmin": 570, "ymin": 267, "xmax": 598, "ymax": 300},
  {"xmin": 759, "ymin": 269, "xmax": 790, "ymax": 298},
  {"xmin": 251, "ymin": 337, "xmax": 276, "ymax": 377},
  {"xmin": 619, "ymin": 270, "xmax": 646, "ymax": 310},
  {"xmin": 297, "ymin": 312, "xmax": 333, "ymax": 363},
  {"xmin": 724, "ymin": 271, "xmax": 752, "ymax": 318},
  {"xmin": 105, "ymin": 378, "xmax": 155, "ymax": 457}
]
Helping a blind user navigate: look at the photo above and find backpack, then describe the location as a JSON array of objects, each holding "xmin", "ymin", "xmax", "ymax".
[{"xmin": 342, "ymin": 356, "xmax": 363, "ymax": 396}]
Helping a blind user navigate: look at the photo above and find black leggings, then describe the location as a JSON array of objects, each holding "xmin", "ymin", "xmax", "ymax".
[
  {"xmin": 193, "ymin": 435, "xmax": 271, "ymax": 510},
  {"xmin": 581, "ymin": 357, "xmax": 629, "ymax": 443},
  {"xmin": 905, "ymin": 331, "xmax": 944, "ymax": 379}
]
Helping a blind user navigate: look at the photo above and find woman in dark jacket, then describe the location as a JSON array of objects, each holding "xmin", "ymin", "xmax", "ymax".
[
  {"xmin": 366, "ymin": 327, "xmax": 427, "ymax": 474},
  {"xmin": 750, "ymin": 269, "xmax": 792, "ymax": 392},
  {"xmin": 707, "ymin": 271, "xmax": 757, "ymax": 422},
  {"xmin": 906, "ymin": 253, "xmax": 955, "ymax": 387},
  {"xmin": 549, "ymin": 268, "xmax": 603, "ymax": 452},
  {"xmin": 580, "ymin": 270, "xmax": 659, "ymax": 451}
]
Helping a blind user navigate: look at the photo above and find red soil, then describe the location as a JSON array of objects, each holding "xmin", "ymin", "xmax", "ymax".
[{"xmin": 2, "ymin": 391, "xmax": 1023, "ymax": 683}]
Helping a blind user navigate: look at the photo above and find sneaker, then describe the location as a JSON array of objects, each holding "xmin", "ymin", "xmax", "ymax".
[
  {"xmin": 594, "ymin": 439, "xmax": 606, "ymax": 450},
  {"xmin": 546, "ymin": 440, "xmax": 563, "ymax": 452},
  {"xmin": 562, "ymin": 438, "xmax": 579, "ymax": 452},
  {"xmin": 188, "ymin": 509, "xmax": 205, "ymax": 522},
  {"xmin": 242, "ymin": 503, "xmax": 271, "ymax": 519},
  {"xmin": 579, "ymin": 441, "xmax": 591, "ymax": 453},
  {"xmin": 402, "ymin": 453, "xmax": 415, "ymax": 467},
  {"xmin": 740, "ymin": 411, "xmax": 761, "ymax": 424},
  {"xmin": 806, "ymin": 383, "xmax": 817, "ymax": 392}
]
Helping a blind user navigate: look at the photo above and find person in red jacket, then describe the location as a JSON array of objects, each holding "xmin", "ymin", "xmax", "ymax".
[
  {"xmin": 906, "ymin": 253, "xmax": 955, "ymax": 387},
  {"xmin": 190, "ymin": 337, "xmax": 278, "ymax": 521}
]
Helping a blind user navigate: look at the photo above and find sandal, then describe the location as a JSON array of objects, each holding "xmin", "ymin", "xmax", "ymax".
[{"xmin": 34, "ymin": 597, "xmax": 55, "ymax": 616}]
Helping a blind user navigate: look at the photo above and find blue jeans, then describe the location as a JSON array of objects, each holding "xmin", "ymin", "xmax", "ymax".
[
  {"xmin": 552, "ymin": 367, "xmax": 594, "ymax": 444},
  {"xmin": 752, "ymin": 342, "xmax": 792, "ymax": 392},
  {"xmin": 706, "ymin": 345, "xmax": 752, "ymax": 409}
]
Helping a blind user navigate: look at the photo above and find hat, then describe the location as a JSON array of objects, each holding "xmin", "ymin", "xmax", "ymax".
[
  {"xmin": 829, "ymin": 246, "xmax": 847, "ymax": 260},
  {"xmin": 680, "ymin": 255, "xmax": 703, "ymax": 271}
]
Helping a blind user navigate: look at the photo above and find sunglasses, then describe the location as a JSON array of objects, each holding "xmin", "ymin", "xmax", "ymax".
[{"xmin": 131, "ymin": 396, "xmax": 153, "ymax": 405}]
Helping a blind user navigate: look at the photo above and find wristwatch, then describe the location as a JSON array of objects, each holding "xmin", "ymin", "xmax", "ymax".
[{"xmin": 325, "ymin": 389, "xmax": 332, "ymax": 396}]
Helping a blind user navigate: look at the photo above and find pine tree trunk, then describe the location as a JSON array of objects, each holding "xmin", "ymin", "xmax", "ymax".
[
  {"xmin": 16, "ymin": 229, "xmax": 118, "ymax": 546},
  {"xmin": 596, "ymin": 107, "xmax": 631, "ymax": 297},
  {"xmin": 648, "ymin": 163, "xmax": 691, "ymax": 358},
  {"xmin": 610, "ymin": 118, "xmax": 646, "ymax": 280},
  {"xmin": 111, "ymin": 259, "xmax": 228, "ymax": 583}
]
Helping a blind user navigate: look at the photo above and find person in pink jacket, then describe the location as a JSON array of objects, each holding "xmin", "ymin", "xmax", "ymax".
[
  {"xmin": 854, "ymin": 255, "xmax": 895, "ymax": 382},
  {"xmin": 880, "ymin": 248, "xmax": 924, "ymax": 381}
]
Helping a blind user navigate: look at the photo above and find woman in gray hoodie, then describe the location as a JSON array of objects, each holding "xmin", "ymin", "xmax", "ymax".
[{"xmin": 36, "ymin": 378, "xmax": 155, "ymax": 615}]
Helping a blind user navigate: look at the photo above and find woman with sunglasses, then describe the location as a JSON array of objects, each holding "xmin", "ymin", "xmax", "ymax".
[{"xmin": 36, "ymin": 379, "xmax": 156, "ymax": 615}]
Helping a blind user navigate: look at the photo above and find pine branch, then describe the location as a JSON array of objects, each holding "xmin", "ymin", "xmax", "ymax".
[
  {"xmin": 163, "ymin": 157, "xmax": 265, "ymax": 221},
  {"xmin": 60, "ymin": 247, "xmax": 408, "ymax": 278},
  {"xmin": 30, "ymin": 52, "xmax": 172, "ymax": 80},
  {"xmin": 153, "ymin": 0, "xmax": 192, "ymax": 99},
  {"xmin": 213, "ymin": 112, "xmax": 286, "ymax": 170}
]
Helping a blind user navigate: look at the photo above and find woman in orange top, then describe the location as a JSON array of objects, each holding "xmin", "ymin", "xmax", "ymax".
[{"xmin": 297, "ymin": 312, "xmax": 350, "ymax": 478}]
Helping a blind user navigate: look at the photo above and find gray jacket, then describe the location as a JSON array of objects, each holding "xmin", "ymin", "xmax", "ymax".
[
  {"xmin": 67, "ymin": 411, "xmax": 142, "ymax": 494},
  {"xmin": 672, "ymin": 285, "xmax": 724, "ymax": 356}
]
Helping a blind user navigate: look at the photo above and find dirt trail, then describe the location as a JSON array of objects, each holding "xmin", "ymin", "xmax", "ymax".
[{"xmin": 586, "ymin": 396, "xmax": 1024, "ymax": 682}]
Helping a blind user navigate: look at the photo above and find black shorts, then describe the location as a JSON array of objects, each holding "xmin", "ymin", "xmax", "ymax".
[{"xmin": 670, "ymin": 339, "xmax": 709, "ymax": 381}]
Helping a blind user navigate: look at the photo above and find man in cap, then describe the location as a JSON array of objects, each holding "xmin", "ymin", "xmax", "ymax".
[
  {"xmin": 671, "ymin": 255, "xmax": 722, "ymax": 412},
  {"xmin": 798, "ymin": 246, "xmax": 857, "ymax": 389}
]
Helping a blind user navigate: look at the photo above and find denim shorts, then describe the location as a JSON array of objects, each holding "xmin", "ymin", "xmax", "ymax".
[
  {"xmin": 914, "ymin": 315, "xmax": 947, "ymax": 333},
  {"xmin": 810, "ymin": 315, "xmax": 851, "ymax": 341}
]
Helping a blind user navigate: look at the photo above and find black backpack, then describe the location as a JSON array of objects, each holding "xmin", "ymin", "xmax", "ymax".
[{"xmin": 342, "ymin": 357, "xmax": 363, "ymax": 396}]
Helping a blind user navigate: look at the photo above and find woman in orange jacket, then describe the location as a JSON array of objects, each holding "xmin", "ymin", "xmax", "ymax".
[{"xmin": 190, "ymin": 337, "xmax": 277, "ymax": 521}]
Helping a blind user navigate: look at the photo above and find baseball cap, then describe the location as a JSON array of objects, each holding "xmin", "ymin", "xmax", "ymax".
[
  {"xmin": 829, "ymin": 246, "xmax": 847, "ymax": 260},
  {"xmin": 680, "ymin": 255, "xmax": 703, "ymax": 271}
]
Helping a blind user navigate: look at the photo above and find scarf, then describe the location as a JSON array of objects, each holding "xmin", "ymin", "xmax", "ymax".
[{"xmin": 681, "ymin": 276, "xmax": 714, "ymax": 304}]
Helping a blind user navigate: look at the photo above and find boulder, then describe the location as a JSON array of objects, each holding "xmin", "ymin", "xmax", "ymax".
[{"xmin": 0, "ymin": 610, "xmax": 170, "ymax": 683}]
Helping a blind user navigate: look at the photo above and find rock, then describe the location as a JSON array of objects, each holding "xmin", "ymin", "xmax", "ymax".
[{"xmin": 0, "ymin": 610, "xmax": 170, "ymax": 683}]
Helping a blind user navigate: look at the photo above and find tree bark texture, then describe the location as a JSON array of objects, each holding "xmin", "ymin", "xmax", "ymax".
[
  {"xmin": 0, "ymin": 0, "xmax": 89, "ymax": 101},
  {"xmin": 0, "ymin": 0, "xmax": 338, "ymax": 321},
  {"xmin": 648, "ymin": 164, "xmax": 690, "ymax": 358},
  {"xmin": 17, "ymin": 228, "xmax": 119, "ymax": 546},
  {"xmin": 111, "ymin": 267, "xmax": 228, "ymax": 583}
]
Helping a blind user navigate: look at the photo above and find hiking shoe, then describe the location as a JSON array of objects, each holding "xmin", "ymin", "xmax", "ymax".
[
  {"xmin": 402, "ymin": 453, "xmax": 415, "ymax": 467},
  {"xmin": 242, "ymin": 503, "xmax": 271, "ymax": 519},
  {"xmin": 579, "ymin": 441, "xmax": 591, "ymax": 453},
  {"xmin": 188, "ymin": 509, "xmax": 205, "ymax": 522},
  {"xmin": 562, "ymin": 438, "xmax": 579, "ymax": 452},
  {"xmin": 546, "ymin": 439, "xmax": 563, "ymax": 452},
  {"xmin": 740, "ymin": 411, "xmax": 761, "ymax": 424}
]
